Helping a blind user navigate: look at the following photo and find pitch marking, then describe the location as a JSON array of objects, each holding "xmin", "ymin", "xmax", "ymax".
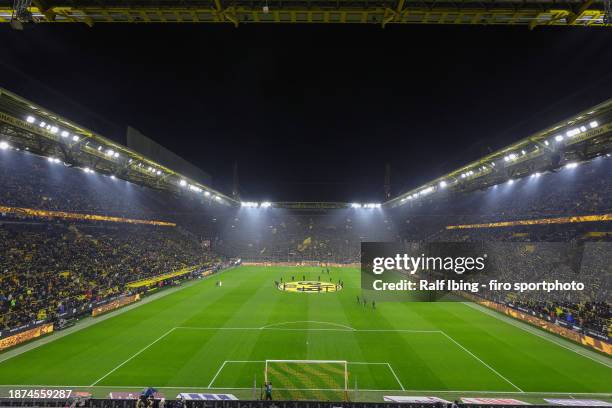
[
  {"xmin": 207, "ymin": 360, "xmax": 404, "ymax": 390},
  {"xmin": 89, "ymin": 327, "xmax": 176, "ymax": 386},
  {"xmin": 260, "ymin": 321, "xmax": 356, "ymax": 331},
  {"xmin": 3, "ymin": 384, "xmax": 611, "ymax": 396},
  {"xmin": 440, "ymin": 331, "xmax": 523, "ymax": 392},
  {"xmin": 464, "ymin": 302, "xmax": 612, "ymax": 369}
]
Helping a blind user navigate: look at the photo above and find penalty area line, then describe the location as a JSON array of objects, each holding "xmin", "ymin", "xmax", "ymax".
[
  {"xmin": 440, "ymin": 331, "xmax": 523, "ymax": 393},
  {"xmin": 207, "ymin": 360, "xmax": 265, "ymax": 388},
  {"xmin": 89, "ymin": 327, "xmax": 176, "ymax": 386},
  {"xmin": 207, "ymin": 361, "xmax": 228, "ymax": 388},
  {"xmin": 464, "ymin": 302, "xmax": 612, "ymax": 369},
  {"xmin": 385, "ymin": 363, "xmax": 405, "ymax": 391}
]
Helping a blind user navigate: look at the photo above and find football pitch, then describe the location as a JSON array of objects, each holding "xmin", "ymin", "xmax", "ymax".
[{"xmin": 0, "ymin": 265, "xmax": 610, "ymax": 403}]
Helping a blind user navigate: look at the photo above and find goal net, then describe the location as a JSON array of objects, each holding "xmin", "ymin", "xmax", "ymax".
[{"xmin": 264, "ymin": 359, "xmax": 349, "ymax": 401}]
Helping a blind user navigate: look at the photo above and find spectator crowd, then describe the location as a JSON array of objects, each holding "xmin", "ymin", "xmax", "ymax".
[{"xmin": 0, "ymin": 147, "xmax": 609, "ymax": 341}]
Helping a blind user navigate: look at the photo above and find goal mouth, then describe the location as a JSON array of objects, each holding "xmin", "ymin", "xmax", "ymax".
[{"xmin": 264, "ymin": 359, "xmax": 348, "ymax": 401}]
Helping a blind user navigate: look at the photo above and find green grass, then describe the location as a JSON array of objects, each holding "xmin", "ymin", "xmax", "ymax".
[{"xmin": 0, "ymin": 266, "xmax": 610, "ymax": 403}]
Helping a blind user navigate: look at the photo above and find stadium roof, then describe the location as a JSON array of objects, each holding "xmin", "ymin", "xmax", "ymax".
[
  {"xmin": 0, "ymin": 87, "xmax": 237, "ymax": 206},
  {"xmin": 385, "ymin": 98, "xmax": 612, "ymax": 208},
  {"xmin": 1, "ymin": 87, "xmax": 611, "ymax": 210},
  {"xmin": 2, "ymin": 0, "xmax": 611, "ymax": 27}
]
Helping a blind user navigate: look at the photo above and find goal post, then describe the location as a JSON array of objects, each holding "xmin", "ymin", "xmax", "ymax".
[{"xmin": 264, "ymin": 359, "xmax": 349, "ymax": 401}]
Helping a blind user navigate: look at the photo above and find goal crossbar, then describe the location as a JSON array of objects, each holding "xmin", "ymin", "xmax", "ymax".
[
  {"xmin": 266, "ymin": 359, "xmax": 347, "ymax": 364},
  {"xmin": 264, "ymin": 359, "xmax": 349, "ymax": 391}
]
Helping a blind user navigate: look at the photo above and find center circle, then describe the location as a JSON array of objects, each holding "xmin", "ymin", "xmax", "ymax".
[{"xmin": 278, "ymin": 280, "xmax": 342, "ymax": 293}]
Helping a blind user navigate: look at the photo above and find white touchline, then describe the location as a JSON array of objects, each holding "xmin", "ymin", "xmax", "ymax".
[
  {"xmin": 0, "ymin": 269, "xmax": 236, "ymax": 366},
  {"xmin": 464, "ymin": 302, "xmax": 612, "ymax": 369},
  {"xmin": 440, "ymin": 331, "xmax": 523, "ymax": 393},
  {"xmin": 89, "ymin": 327, "xmax": 177, "ymax": 386}
]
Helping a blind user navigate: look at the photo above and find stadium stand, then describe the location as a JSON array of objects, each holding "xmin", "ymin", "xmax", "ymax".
[
  {"xmin": 388, "ymin": 156, "xmax": 612, "ymax": 340},
  {"xmin": 1, "ymin": 148, "xmax": 610, "ymax": 342},
  {"xmin": 216, "ymin": 209, "xmax": 398, "ymax": 263},
  {"xmin": 391, "ymin": 156, "xmax": 612, "ymax": 242},
  {"xmin": 0, "ymin": 151, "xmax": 225, "ymax": 331},
  {"xmin": 0, "ymin": 105, "xmax": 610, "ymax": 356}
]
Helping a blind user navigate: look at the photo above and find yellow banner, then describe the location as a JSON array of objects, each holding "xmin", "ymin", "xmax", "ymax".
[
  {"xmin": 0, "ymin": 205, "xmax": 175, "ymax": 227},
  {"xmin": 126, "ymin": 265, "xmax": 200, "ymax": 288},
  {"xmin": 446, "ymin": 214, "xmax": 612, "ymax": 230}
]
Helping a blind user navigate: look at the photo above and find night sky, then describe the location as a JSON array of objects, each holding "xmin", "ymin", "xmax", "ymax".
[{"xmin": 1, "ymin": 25, "xmax": 611, "ymax": 202}]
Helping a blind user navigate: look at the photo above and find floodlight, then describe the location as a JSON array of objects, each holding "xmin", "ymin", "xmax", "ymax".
[
  {"xmin": 26, "ymin": 116, "xmax": 35, "ymax": 123},
  {"xmin": 98, "ymin": 146, "xmax": 103, "ymax": 151},
  {"xmin": 421, "ymin": 186, "xmax": 434, "ymax": 195},
  {"xmin": 0, "ymin": 141, "xmax": 9, "ymax": 150},
  {"xmin": 565, "ymin": 162, "xmax": 578, "ymax": 169},
  {"xmin": 50, "ymin": 126, "xmax": 59, "ymax": 134},
  {"xmin": 566, "ymin": 128, "xmax": 580, "ymax": 137},
  {"xmin": 589, "ymin": 121, "xmax": 598, "ymax": 128},
  {"xmin": 544, "ymin": 140, "xmax": 549, "ymax": 146},
  {"xmin": 114, "ymin": 152, "xmax": 120, "ymax": 158},
  {"xmin": 439, "ymin": 181, "xmax": 447, "ymax": 188},
  {"xmin": 110, "ymin": 175, "xmax": 116, "ymax": 180},
  {"xmin": 61, "ymin": 130, "xmax": 69, "ymax": 138},
  {"xmin": 72, "ymin": 135, "xmax": 79, "ymax": 142},
  {"xmin": 508, "ymin": 179, "xmax": 514, "ymax": 184},
  {"xmin": 204, "ymin": 191, "xmax": 211, "ymax": 196},
  {"xmin": 180, "ymin": 179, "xmax": 187, "ymax": 187},
  {"xmin": 351, "ymin": 203, "xmax": 361, "ymax": 208},
  {"xmin": 261, "ymin": 202, "xmax": 272, "ymax": 208},
  {"xmin": 39, "ymin": 121, "xmax": 46, "ymax": 128},
  {"xmin": 555, "ymin": 135, "xmax": 564, "ymax": 142},
  {"xmin": 84, "ymin": 167, "xmax": 91, "ymax": 173},
  {"xmin": 106, "ymin": 149, "xmax": 114, "ymax": 156},
  {"xmin": 580, "ymin": 126, "xmax": 587, "ymax": 132},
  {"xmin": 156, "ymin": 170, "xmax": 161, "ymax": 175}
]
